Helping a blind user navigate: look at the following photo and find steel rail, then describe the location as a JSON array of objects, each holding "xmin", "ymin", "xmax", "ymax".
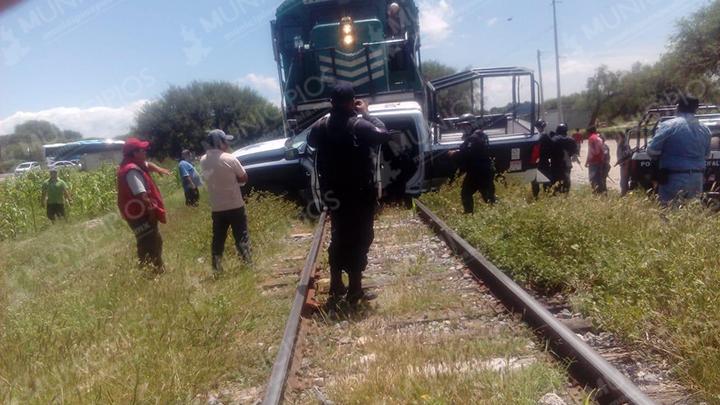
[
  {"xmin": 414, "ymin": 199, "xmax": 654, "ymax": 405},
  {"xmin": 262, "ymin": 211, "xmax": 328, "ymax": 405}
]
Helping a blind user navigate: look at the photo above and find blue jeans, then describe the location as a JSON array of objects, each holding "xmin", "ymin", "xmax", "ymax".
[{"xmin": 658, "ymin": 172, "xmax": 703, "ymax": 204}]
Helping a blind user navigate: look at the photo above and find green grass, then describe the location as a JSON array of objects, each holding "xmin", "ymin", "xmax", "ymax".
[
  {"xmin": 0, "ymin": 187, "xmax": 300, "ymax": 403},
  {"xmin": 423, "ymin": 178, "xmax": 720, "ymax": 401}
]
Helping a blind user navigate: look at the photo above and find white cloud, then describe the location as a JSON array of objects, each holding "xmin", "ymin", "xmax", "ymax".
[
  {"xmin": 420, "ymin": 0, "xmax": 453, "ymax": 45},
  {"xmin": 238, "ymin": 73, "xmax": 280, "ymax": 94},
  {"xmin": 0, "ymin": 100, "xmax": 149, "ymax": 138},
  {"xmin": 486, "ymin": 17, "xmax": 498, "ymax": 27},
  {"xmin": 237, "ymin": 73, "xmax": 281, "ymax": 106}
]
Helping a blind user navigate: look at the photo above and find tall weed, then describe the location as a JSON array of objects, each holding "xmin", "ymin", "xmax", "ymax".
[{"xmin": 423, "ymin": 179, "xmax": 720, "ymax": 400}]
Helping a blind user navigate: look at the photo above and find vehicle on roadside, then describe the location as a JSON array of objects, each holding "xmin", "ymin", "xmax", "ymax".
[
  {"xmin": 49, "ymin": 160, "xmax": 79, "ymax": 170},
  {"xmin": 235, "ymin": 0, "xmax": 542, "ymax": 208},
  {"xmin": 13, "ymin": 161, "xmax": 41, "ymax": 176},
  {"xmin": 626, "ymin": 105, "xmax": 720, "ymax": 194},
  {"xmin": 43, "ymin": 140, "xmax": 124, "ymax": 171}
]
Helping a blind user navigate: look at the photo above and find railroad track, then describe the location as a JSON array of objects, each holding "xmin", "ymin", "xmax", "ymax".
[{"xmin": 260, "ymin": 202, "xmax": 690, "ymax": 405}]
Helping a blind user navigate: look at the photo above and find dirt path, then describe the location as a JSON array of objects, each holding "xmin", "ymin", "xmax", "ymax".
[
  {"xmin": 571, "ymin": 139, "xmax": 622, "ymax": 190},
  {"xmin": 285, "ymin": 208, "xmax": 581, "ymax": 404}
]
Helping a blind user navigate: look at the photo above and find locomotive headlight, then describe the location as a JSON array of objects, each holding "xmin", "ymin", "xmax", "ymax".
[{"xmin": 339, "ymin": 16, "xmax": 355, "ymax": 48}]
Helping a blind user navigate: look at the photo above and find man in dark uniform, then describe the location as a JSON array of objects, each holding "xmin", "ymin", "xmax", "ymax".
[
  {"xmin": 308, "ymin": 82, "xmax": 391, "ymax": 304},
  {"xmin": 531, "ymin": 120, "xmax": 553, "ymax": 198},
  {"xmin": 549, "ymin": 123, "xmax": 579, "ymax": 194},
  {"xmin": 453, "ymin": 113, "xmax": 496, "ymax": 213}
]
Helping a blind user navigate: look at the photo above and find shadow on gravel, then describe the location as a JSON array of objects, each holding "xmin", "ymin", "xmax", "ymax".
[{"xmin": 316, "ymin": 301, "xmax": 375, "ymax": 324}]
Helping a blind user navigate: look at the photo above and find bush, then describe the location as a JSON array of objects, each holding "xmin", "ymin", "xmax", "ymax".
[{"xmin": 422, "ymin": 179, "xmax": 720, "ymax": 400}]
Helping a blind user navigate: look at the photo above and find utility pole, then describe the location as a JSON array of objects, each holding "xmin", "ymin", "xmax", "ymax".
[
  {"xmin": 552, "ymin": 0, "xmax": 564, "ymax": 123},
  {"xmin": 537, "ymin": 49, "xmax": 545, "ymax": 118}
]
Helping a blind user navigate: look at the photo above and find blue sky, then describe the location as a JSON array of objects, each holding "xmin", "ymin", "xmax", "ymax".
[{"xmin": 0, "ymin": 0, "xmax": 713, "ymax": 137}]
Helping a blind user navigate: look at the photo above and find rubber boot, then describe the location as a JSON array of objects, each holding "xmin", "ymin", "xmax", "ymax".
[
  {"xmin": 347, "ymin": 271, "xmax": 376, "ymax": 304},
  {"xmin": 327, "ymin": 267, "xmax": 347, "ymax": 307},
  {"xmin": 212, "ymin": 255, "xmax": 224, "ymax": 277}
]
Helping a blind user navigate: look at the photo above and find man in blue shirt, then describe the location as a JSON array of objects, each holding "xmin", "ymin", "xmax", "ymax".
[
  {"xmin": 647, "ymin": 97, "xmax": 712, "ymax": 205},
  {"xmin": 179, "ymin": 149, "xmax": 202, "ymax": 206}
]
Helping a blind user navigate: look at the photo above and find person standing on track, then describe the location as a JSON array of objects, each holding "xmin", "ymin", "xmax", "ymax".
[
  {"xmin": 308, "ymin": 82, "xmax": 391, "ymax": 305},
  {"xmin": 116, "ymin": 138, "xmax": 167, "ymax": 272},
  {"xmin": 549, "ymin": 124, "xmax": 579, "ymax": 194},
  {"xmin": 647, "ymin": 96, "xmax": 712, "ymax": 205},
  {"xmin": 453, "ymin": 113, "xmax": 496, "ymax": 213},
  {"xmin": 41, "ymin": 168, "xmax": 71, "ymax": 222},
  {"xmin": 179, "ymin": 149, "xmax": 201, "ymax": 207},
  {"xmin": 531, "ymin": 119, "xmax": 553, "ymax": 198},
  {"xmin": 201, "ymin": 130, "xmax": 252, "ymax": 275}
]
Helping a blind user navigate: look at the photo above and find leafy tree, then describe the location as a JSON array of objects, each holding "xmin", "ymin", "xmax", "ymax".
[
  {"xmin": 133, "ymin": 81, "xmax": 282, "ymax": 159},
  {"xmin": 0, "ymin": 120, "xmax": 85, "ymax": 170},
  {"xmin": 13, "ymin": 120, "xmax": 62, "ymax": 144},
  {"xmin": 61, "ymin": 130, "xmax": 83, "ymax": 142},
  {"xmin": 586, "ymin": 66, "xmax": 621, "ymax": 126},
  {"xmin": 422, "ymin": 60, "xmax": 472, "ymax": 119},
  {"xmin": 670, "ymin": 1, "xmax": 720, "ymax": 80}
]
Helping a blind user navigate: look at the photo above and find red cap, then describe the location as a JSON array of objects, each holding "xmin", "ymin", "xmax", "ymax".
[{"xmin": 123, "ymin": 137, "xmax": 150, "ymax": 155}]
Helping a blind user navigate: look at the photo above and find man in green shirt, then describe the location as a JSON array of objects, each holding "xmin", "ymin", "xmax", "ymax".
[{"xmin": 41, "ymin": 168, "xmax": 71, "ymax": 221}]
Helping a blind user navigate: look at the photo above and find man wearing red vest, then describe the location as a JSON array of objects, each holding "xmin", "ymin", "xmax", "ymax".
[
  {"xmin": 117, "ymin": 138, "xmax": 168, "ymax": 271},
  {"xmin": 585, "ymin": 127, "xmax": 607, "ymax": 193}
]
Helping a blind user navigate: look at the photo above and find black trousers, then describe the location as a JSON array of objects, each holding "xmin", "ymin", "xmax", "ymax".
[
  {"xmin": 551, "ymin": 168, "xmax": 572, "ymax": 194},
  {"xmin": 461, "ymin": 175, "xmax": 496, "ymax": 214},
  {"xmin": 46, "ymin": 203, "xmax": 65, "ymax": 221},
  {"xmin": 212, "ymin": 207, "xmax": 251, "ymax": 266},
  {"xmin": 127, "ymin": 217, "xmax": 163, "ymax": 270},
  {"xmin": 184, "ymin": 188, "xmax": 199, "ymax": 207},
  {"xmin": 328, "ymin": 192, "xmax": 376, "ymax": 294}
]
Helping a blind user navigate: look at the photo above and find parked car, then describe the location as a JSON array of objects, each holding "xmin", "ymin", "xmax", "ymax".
[
  {"xmin": 14, "ymin": 161, "xmax": 40, "ymax": 176},
  {"xmin": 50, "ymin": 160, "xmax": 78, "ymax": 170}
]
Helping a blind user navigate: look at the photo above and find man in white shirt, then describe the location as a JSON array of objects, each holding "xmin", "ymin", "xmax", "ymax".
[{"xmin": 200, "ymin": 129, "xmax": 251, "ymax": 273}]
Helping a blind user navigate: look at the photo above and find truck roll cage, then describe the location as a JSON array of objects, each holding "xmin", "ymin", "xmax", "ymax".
[
  {"xmin": 427, "ymin": 66, "xmax": 539, "ymax": 137},
  {"xmin": 634, "ymin": 104, "xmax": 719, "ymax": 150}
]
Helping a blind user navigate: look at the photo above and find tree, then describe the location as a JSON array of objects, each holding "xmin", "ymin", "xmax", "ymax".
[
  {"xmin": 61, "ymin": 130, "xmax": 83, "ymax": 142},
  {"xmin": 0, "ymin": 120, "xmax": 85, "ymax": 166},
  {"xmin": 586, "ymin": 66, "xmax": 621, "ymax": 126},
  {"xmin": 13, "ymin": 120, "xmax": 62, "ymax": 144},
  {"xmin": 421, "ymin": 60, "xmax": 472, "ymax": 119},
  {"xmin": 133, "ymin": 81, "xmax": 282, "ymax": 159},
  {"xmin": 670, "ymin": 1, "xmax": 720, "ymax": 80}
]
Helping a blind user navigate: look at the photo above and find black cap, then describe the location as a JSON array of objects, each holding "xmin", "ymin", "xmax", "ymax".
[{"xmin": 331, "ymin": 81, "xmax": 355, "ymax": 104}]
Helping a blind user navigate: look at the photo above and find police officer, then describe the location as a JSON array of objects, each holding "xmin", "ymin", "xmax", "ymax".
[
  {"xmin": 531, "ymin": 119, "xmax": 553, "ymax": 198},
  {"xmin": 453, "ymin": 113, "xmax": 496, "ymax": 213},
  {"xmin": 648, "ymin": 96, "xmax": 712, "ymax": 205},
  {"xmin": 308, "ymin": 82, "xmax": 391, "ymax": 304},
  {"xmin": 549, "ymin": 123, "xmax": 579, "ymax": 194}
]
